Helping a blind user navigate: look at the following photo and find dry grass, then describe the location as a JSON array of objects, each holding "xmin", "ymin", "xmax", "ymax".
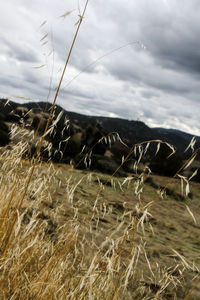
[
  {"xmin": 0, "ymin": 127, "xmax": 200, "ymax": 299},
  {"xmin": 1, "ymin": 1, "xmax": 200, "ymax": 299}
]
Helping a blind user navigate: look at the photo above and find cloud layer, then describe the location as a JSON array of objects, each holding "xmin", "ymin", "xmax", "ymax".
[{"xmin": 0, "ymin": 0, "xmax": 200, "ymax": 135}]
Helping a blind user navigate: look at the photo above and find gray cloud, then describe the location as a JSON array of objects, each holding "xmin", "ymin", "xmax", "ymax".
[
  {"xmin": 1, "ymin": 37, "xmax": 39, "ymax": 63},
  {"xmin": 0, "ymin": 0, "xmax": 200, "ymax": 135}
]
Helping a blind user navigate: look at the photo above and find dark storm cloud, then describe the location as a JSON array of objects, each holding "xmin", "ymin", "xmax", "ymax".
[
  {"xmin": 140, "ymin": 9, "xmax": 200, "ymax": 75},
  {"xmin": 91, "ymin": 0, "xmax": 200, "ymax": 96}
]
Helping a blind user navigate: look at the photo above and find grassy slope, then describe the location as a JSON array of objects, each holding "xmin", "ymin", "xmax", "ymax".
[
  {"xmin": 0, "ymin": 129, "xmax": 200, "ymax": 299},
  {"xmin": 31, "ymin": 162, "xmax": 200, "ymax": 298}
]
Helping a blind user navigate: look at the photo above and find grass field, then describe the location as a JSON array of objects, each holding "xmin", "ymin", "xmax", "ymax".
[{"xmin": 0, "ymin": 136, "xmax": 200, "ymax": 299}]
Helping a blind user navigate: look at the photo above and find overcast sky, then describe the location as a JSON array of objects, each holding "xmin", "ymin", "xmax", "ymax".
[{"xmin": 0, "ymin": 0, "xmax": 200, "ymax": 135}]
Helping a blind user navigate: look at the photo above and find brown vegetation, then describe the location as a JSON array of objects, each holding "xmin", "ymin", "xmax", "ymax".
[{"xmin": 0, "ymin": 1, "xmax": 200, "ymax": 298}]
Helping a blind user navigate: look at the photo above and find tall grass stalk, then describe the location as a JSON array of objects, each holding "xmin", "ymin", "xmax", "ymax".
[{"xmin": 0, "ymin": 0, "xmax": 89, "ymax": 257}]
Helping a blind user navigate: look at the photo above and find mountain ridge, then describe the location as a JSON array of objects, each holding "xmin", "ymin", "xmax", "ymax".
[{"xmin": 0, "ymin": 99, "xmax": 199, "ymax": 153}]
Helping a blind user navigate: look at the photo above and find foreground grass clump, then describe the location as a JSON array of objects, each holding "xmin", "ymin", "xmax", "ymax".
[{"xmin": 0, "ymin": 128, "xmax": 200, "ymax": 299}]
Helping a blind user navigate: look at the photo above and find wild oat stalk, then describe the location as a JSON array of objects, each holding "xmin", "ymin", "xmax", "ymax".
[{"xmin": 0, "ymin": 0, "xmax": 89, "ymax": 256}]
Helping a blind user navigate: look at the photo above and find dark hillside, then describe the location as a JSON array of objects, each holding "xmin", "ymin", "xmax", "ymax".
[
  {"xmin": 153, "ymin": 127, "xmax": 199, "ymax": 152},
  {"xmin": 0, "ymin": 98, "xmax": 199, "ymax": 155}
]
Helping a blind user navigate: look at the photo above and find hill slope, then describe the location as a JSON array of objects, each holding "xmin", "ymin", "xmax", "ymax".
[{"xmin": 0, "ymin": 99, "xmax": 199, "ymax": 153}]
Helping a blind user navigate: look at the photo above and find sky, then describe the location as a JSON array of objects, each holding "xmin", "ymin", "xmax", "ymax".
[{"xmin": 0, "ymin": 0, "xmax": 200, "ymax": 135}]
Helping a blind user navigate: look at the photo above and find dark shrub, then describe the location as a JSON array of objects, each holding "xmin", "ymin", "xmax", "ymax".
[
  {"xmin": 0, "ymin": 121, "xmax": 9, "ymax": 133},
  {"xmin": 0, "ymin": 129, "xmax": 10, "ymax": 146},
  {"xmin": 149, "ymin": 143, "xmax": 183, "ymax": 177},
  {"xmin": 63, "ymin": 133, "xmax": 83, "ymax": 157},
  {"xmin": 15, "ymin": 107, "xmax": 29, "ymax": 119},
  {"xmin": 0, "ymin": 113, "xmax": 6, "ymax": 122},
  {"xmin": 6, "ymin": 112, "xmax": 20, "ymax": 123},
  {"xmin": 84, "ymin": 124, "xmax": 107, "ymax": 155}
]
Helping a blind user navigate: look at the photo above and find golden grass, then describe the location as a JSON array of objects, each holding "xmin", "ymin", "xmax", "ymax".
[
  {"xmin": 0, "ymin": 133, "xmax": 200, "ymax": 299},
  {"xmin": 1, "ymin": 1, "xmax": 200, "ymax": 298}
]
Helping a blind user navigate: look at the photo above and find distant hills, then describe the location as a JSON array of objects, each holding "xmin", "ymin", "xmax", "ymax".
[
  {"xmin": 0, "ymin": 98, "xmax": 199, "ymax": 154},
  {"xmin": 66, "ymin": 112, "xmax": 200, "ymax": 153}
]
